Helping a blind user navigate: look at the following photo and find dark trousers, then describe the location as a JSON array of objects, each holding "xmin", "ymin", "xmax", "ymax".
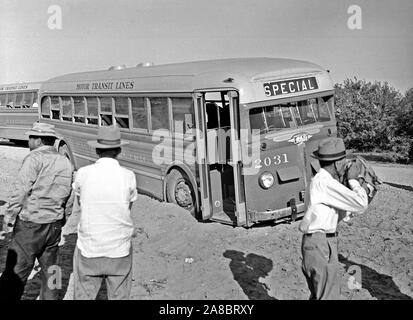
[
  {"xmin": 0, "ymin": 217, "xmax": 63, "ymax": 300},
  {"xmin": 301, "ymin": 233, "xmax": 340, "ymax": 300}
]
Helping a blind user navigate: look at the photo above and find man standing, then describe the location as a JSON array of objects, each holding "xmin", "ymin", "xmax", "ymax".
[
  {"xmin": 0, "ymin": 123, "xmax": 74, "ymax": 300},
  {"xmin": 299, "ymin": 137, "xmax": 368, "ymax": 300},
  {"xmin": 72, "ymin": 126, "xmax": 138, "ymax": 300}
]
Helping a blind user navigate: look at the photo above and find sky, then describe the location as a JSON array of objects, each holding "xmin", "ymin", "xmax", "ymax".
[{"xmin": 0, "ymin": 0, "xmax": 412, "ymax": 93}]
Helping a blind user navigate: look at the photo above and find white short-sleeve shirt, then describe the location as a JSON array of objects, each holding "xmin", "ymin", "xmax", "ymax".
[{"xmin": 73, "ymin": 158, "xmax": 138, "ymax": 258}]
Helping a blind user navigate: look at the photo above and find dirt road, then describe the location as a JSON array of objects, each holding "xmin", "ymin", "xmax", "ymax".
[{"xmin": 0, "ymin": 144, "xmax": 412, "ymax": 300}]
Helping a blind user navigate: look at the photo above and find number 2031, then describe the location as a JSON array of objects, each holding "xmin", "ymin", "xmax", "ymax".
[{"xmin": 254, "ymin": 154, "xmax": 288, "ymax": 168}]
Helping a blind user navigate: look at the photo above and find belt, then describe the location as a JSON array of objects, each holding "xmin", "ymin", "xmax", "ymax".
[{"xmin": 304, "ymin": 232, "xmax": 338, "ymax": 238}]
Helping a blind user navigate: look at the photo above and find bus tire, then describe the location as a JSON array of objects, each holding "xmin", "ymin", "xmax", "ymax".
[{"xmin": 166, "ymin": 169, "xmax": 197, "ymax": 218}]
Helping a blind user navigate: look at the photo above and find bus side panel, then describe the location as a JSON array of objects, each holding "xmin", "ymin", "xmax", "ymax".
[
  {"xmin": 0, "ymin": 109, "xmax": 38, "ymax": 141},
  {"xmin": 47, "ymin": 121, "xmax": 167, "ymax": 200}
]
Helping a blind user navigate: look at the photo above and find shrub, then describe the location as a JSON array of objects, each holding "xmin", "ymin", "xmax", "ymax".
[{"xmin": 334, "ymin": 79, "xmax": 412, "ymax": 162}]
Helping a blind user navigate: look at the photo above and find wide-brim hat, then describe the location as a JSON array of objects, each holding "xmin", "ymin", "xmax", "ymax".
[
  {"xmin": 87, "ymin": 126, "xmax": 129, "ymax": 149},
  {"xmin": 311, "ymin": 137, "xmax": 348, "ymax": 161},
  {"xmin": 25, "ymin": 122, "xmax": 59, "ymax": 138}
]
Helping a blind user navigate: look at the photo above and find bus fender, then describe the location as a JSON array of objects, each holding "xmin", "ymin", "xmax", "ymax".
[
  {"xmin": 54, "ymin": 138, "xmax": 76, "ymax": 168},
  {"xmin": 163, "ymin": 161, "xmax": 199, "ymax": 212}
]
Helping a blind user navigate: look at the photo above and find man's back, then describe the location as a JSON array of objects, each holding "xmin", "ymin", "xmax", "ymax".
[
  {"xmin": 7, "ymin": 145, "xmax": 73, "ymax": 224},
  {"xmin": 74, "ymin": 157, "xmax": 138, "ymax": 258}
]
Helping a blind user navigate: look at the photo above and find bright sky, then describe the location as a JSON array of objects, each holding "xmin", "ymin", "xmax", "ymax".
[{"xmin": 0, "ymin": 0, "xmax": 412, "ymax": 92}]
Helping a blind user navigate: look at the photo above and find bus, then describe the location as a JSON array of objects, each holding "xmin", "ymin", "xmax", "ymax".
[
  {"xmin": 38, "ymin": 58, "xmax": 337, "ymax": 227},
  {"xmin": 0, "ymin": 82, "xmax": 41, "ymax": 142}
]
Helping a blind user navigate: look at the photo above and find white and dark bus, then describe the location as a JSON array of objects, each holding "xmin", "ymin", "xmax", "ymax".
[
  {"xmin": 38, "ymin": 58, "xmax": 337, "ymax": 226},
  {"xmin": 0, "ymin": 82, "xmax": 41, "ymax": 142}
]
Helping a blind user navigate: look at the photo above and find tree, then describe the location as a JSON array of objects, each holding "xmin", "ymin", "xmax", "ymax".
[{"xmin": 334, "ymin": 78, "xmax": 411, "ymax": 162}]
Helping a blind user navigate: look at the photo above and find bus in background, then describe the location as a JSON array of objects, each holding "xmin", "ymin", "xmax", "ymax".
[
  {"xmin": 0, "ymin": 82, "xmax": 42, "ymax": 143},
  {"xmin": 38, "ymin": 58, "xmax": 336, "ymax": 227}
]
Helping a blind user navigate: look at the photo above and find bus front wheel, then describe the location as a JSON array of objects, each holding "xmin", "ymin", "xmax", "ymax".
[{"xmin": 166, "ymin": 169, "xmax": 197, "ymax": 217}]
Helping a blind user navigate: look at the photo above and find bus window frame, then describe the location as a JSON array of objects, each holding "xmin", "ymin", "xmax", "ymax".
[
  {"xmin": 148, "ymin": 96, "xmax": 171, "ymax": 133},
  {"xmin": 41, "ymin": 96, "xmax": 51, "ymax": 118},
  {"xmin": 98, "ymin": 96, "xmax": 114, "ymax": 127},
  {"xmin": 130, "ymin": 95, "xmax": 149, "ymax": 134},
  {"xmin": 85, "ymin": 96, "xmax": 99, "ymax": 127},
  {"xmin": 60, "ymin": 96, "xmax": 74, "ymax": 123},
  {"xmin": 171, "ymin": 96, "xmax": 195, "ymax": 136},
  {"xmin": 50, "ymin": 96, "xmax": 61, "ymax": 120},
  {"xmin": 73, "ymin": 96, "xmax": 86, "ymax": 124},
  {"xmin": 113, "ymin": 96, "xmax": 131, "ymax": 130}
]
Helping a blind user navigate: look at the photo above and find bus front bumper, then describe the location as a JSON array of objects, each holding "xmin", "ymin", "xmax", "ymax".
[{"xmin": 248, "ymin": 203, "xmax": 305, "ymax": 223}]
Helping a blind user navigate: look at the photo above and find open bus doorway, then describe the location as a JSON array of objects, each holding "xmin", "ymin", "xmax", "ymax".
[{"xmin": 195, "ymin": 91, "xmax": 246, "ymax": 225}]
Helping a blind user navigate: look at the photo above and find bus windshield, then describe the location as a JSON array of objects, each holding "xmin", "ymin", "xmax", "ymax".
[{"xmin": 249, "ymin": 95, "xmax": 333, "ymax": 134}]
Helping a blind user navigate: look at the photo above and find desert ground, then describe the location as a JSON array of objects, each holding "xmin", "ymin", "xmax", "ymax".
[{"xmin": 0, "ymin": 143, "xmax": 412, "ymax": 300}]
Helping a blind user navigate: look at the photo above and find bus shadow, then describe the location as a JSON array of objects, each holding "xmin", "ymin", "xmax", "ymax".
[
  {"xmin": 338, "ymin": 254, "xmax": 412, "ymax": 300},
  {"xmin": 223, "ymin": 249, "xmax": 277, "ymax": 300},
  {"xmin": 0, "ymin": 140, "xmax": 28, "ymax": 148},
  {"xmin": 383, "ymin": 182, "xmax": 413, "ymax": 192}
]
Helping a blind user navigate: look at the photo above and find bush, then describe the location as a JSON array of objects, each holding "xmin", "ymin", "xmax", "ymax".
[{"xmin": 334, "ymin": 79, "xmax": 412, "ymax": 163}]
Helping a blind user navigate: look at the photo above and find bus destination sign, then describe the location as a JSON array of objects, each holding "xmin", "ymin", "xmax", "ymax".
[{"xmin": 263, "ymin": 77, "xmax": 318, "ymax": 97}]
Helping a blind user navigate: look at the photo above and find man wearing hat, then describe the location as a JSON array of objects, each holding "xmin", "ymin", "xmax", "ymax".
[
  {"xmin": 71, "ymin": 126, "xmax": 138, "ymax": 300},
  {"xmin": 0, "ymin": 122, "xmax": 74, "ymax": 300},
  {"xmin": 299, "ymin": 137, "xmax": 368, "ymax": 300}
]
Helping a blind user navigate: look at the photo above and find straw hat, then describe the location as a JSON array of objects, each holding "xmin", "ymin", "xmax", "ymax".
[
  {"xmin": 87, "ymin": 126, "xmax": 129, "ymax": 149},
  {"xmin": 311, "ymin": 137, "xmax": 348, "ymax": 161},
  {"xmin": 25, "ymin": 122, "xmax": 59, "ymax": 138}
]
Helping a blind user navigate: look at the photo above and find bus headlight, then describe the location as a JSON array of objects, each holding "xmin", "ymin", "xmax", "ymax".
[{"xmin": 259, "ymin": 172, "xmax": 274, "ymax": 189}]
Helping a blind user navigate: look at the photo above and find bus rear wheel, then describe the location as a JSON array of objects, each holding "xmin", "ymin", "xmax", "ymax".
[{"xmin": 166, "ymin": 169, "xmax": 196, "ymax": 217}]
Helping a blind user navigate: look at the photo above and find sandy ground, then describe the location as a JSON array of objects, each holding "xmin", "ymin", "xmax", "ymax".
[{"xmin": 0, "ymin": 143, "xmax": 412, "ymax": 300}]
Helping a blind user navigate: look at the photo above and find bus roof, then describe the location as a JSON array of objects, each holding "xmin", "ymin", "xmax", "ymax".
[
  {"xmin": 0, "ymin": 82, "xmax": 42, "ymax": 92},
  {"xmin": 40, "ymin": 58, "xmax": 333, "ymax": 103}
]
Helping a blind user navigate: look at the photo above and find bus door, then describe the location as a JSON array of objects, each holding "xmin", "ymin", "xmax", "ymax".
[{"xmin": 193, "ymin": 90, "xmax": 247, "ymax": 226}]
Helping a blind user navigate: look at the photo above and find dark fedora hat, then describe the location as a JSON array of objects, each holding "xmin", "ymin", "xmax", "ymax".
[
  {"xmin": 311, "ymin": 137, "xmax": 348, "ymax": 161},
  {"xmin": 87, "ymin": 126, "xmax": 129, "ymax": 149},
  {"xmin": 25, "ymin": 122, "xmax": 59, "ymax": 138}
]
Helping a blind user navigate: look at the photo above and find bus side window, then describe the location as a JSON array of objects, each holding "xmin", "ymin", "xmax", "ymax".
[
  {"xmin": 114, "ymin": 97, "xmax": 130, "ymax": 129},
  {"xmin": 50, "ymin": 96, "xmax": 61, "ymax": 120},
  {"xmin": 131, "ymin": 97, "xmax": 148, "ymax": 130},
  {"xmin": 73, "ymin": 96, "xmax": 86, "ymax": 123},
  {"xmin": 172, "ymin": 97, "xmax": 194, "ymax": 132},
  {"xmin": 22, "ymin": 92, "xmax": 33, "ymax": 108},
  {"xmin": 62, "ymin": 96, "xmax": 73, "ymax": 122},
  {"xmin": 86, "ymin": 97, "xmax": 99, "ymax": 125},
  {"xmin": 0, "ymin": 94, "xmax": 6, "ymax": 107},
  {"xmin": 99, "ymin": 97, "xmax": 113, "ymax": 126},
  {"xmin": 150, "ymin": 97, "xmax": 169, "ymax": 131},
  {"xmin": 41, "ymin": 97, "xmax": 51, "ymax": 118}
]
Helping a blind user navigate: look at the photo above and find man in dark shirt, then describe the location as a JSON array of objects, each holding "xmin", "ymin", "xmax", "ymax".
[{"xmin": 0, "ymin": 122, "xmax": 74, "ymax": 300}]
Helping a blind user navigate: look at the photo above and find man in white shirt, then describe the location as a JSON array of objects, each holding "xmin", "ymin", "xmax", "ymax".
[
  {"xmin": 72, "ymin": 126, "xmax": 138, "ymax": 300},
  {"xmin": 299, "ymin": 138, "xmax": 368, "ymax": 300}
]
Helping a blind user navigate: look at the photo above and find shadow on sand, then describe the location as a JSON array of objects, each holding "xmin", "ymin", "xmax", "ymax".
[
  {"xmin": 339, "ymin": 254, "xmax": 412, "ymax": 300},
  {"xmin": 223, "ymin": 249, "xmax": 277, "ymax": 300}
]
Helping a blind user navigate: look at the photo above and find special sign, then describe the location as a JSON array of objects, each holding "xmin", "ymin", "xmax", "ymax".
[{"xmin": 263, "ymin": 77, "xmax": 318, "ymax": 97}]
